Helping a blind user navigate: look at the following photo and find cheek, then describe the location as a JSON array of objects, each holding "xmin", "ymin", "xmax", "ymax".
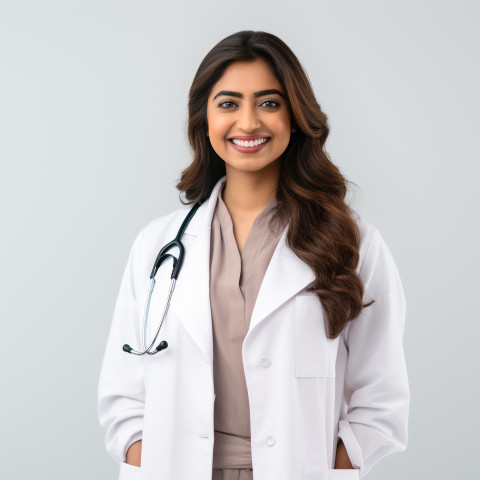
[
  {"xmin": 207, "ymin": 113, "xmax": 231, "ymax": 138},
  {"xmin": 269, "ymin": 113, "xmax": 291, "ymax": 134}
]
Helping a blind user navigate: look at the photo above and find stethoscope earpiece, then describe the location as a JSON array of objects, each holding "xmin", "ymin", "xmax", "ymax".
[
  {"xmin": 156, "ymin": 341, "xmax": 168, "ymax": 352},
  {"xmin": 123, "ymin": 340, "xmax": 168, "ymax": 355}
]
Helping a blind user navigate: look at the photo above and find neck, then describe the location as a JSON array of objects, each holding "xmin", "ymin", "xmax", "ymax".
[{"xmin": 222, "ymin": 162, "xmax": 279, "ymax": 219}]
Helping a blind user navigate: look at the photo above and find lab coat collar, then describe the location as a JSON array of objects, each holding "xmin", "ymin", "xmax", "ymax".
[
  {"xmin": 172, "ymin": 175, "xmax": 315, "ymax": 363},
  {"xmin": 182, "ymin": 174, "xmax": 226, "ymax": 237}
]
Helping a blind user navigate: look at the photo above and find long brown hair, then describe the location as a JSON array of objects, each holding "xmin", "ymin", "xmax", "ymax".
[{"xmin": 176, "ymin": 30, "xmax": 374, "ymax": 339}]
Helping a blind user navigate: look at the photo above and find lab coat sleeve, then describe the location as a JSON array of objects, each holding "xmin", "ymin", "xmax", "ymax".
[
  {"xmin": 337, "ymin": 227, "xmax": 410, "ymax": 478},
  {"xmin": 97, "ymin": 228, "xmax": 147, "ymax": 463}
]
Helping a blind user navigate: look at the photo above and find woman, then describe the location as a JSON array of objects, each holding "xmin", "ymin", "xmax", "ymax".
[{"xmin": 97, "ymin": 30, "xmax": 409, "ymax": 480}]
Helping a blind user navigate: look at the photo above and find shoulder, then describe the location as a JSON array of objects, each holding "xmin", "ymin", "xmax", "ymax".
[
  {"xmin": 350, "ymin": 209, "xmax": 381, "ymax": 269},
  {"xmin": 131, "ymin": 206, "xmax": 192, "ymax": 260},
  {"xmin": 350, "ymin": 209, "xmax": 405, "ymax": 298},
  {"xmin": 142, "ymin": 206, "xmax": 191, "ymax": 237},
  {"xmin": 125, "ymin": 207, "xmax": 193, "ymax": 261},
  {"xmin": 115, "ymin": 207, "xmax": 192, "ymax": 299}
]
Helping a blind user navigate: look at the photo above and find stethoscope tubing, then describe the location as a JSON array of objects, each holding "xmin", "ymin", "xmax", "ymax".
[{"xmin": 122, "ymin": 199, "xmax": 204, "ymax": 356}]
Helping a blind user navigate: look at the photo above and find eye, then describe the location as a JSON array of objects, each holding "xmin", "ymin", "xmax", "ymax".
[
  {"xmin": 218, "ymin": 100, "xmax": 237, "ymax": 110},
  {"xmin": 261, "ymin": 100, "xmax": 280, "ymax": 109},
  {"xmin": 217, "ymin": 99, "xmax": 281, "ymax": 110}
]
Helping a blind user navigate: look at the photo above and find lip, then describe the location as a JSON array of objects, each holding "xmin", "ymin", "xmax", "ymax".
[
  {"xmin": 228, "ymin": 137, "xmax": 271, "ymax": 154},
  {"xmin": 227, "ymin": 134, "xmax": 271, "ymax": 140}
]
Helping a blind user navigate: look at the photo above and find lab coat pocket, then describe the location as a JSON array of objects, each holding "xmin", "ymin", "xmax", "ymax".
[
  {"xmin": 119, "ymin": 461, "xmax": 142, "ymax": 480},
  {"xmin": 295, "ymin": 293, "xmax": 337, "ymax": 378},
  {"xmin": 327, "ymin": 468, "xmax": 360, "ymax": 479}
]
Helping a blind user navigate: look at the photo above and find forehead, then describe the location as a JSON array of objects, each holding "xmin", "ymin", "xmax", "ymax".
[{"xmin": 210, "ymin": 58, "xmax": 283, "ymax": 94}]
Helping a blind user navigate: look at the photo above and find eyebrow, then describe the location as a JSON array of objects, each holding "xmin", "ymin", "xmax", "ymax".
[{"xmin": 212, "ymin": 89, "xmax": 285, "ymax": 102}]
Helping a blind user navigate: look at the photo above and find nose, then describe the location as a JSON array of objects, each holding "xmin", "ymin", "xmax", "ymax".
[{"xmin": 236, "ymin": 103, "xmax": 261, "ymax": 132}]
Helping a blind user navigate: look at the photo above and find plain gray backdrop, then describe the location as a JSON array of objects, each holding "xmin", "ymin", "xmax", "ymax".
[{"xmin": 1, "ymin": 1, "xmax": 478, "ymax": 479}]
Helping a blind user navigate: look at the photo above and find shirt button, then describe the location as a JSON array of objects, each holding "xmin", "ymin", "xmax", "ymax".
[
  {"xmin": 266, "ymin": 436, "xmax": 276, "ymax": 446},
  {"xmin": 260, "ymin": 357, "xmax": 271, "ymax": 368}
]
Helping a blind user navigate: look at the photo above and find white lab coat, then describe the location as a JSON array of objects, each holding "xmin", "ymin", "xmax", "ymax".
[{"xmin": 97, "ymin": 175, "xmax": 409, "ymax": 480}]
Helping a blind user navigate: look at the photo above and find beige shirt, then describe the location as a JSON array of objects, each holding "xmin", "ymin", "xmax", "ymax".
[{"xmin": 209, "ymin": 182, "xmax": 285, "ymax": 470}]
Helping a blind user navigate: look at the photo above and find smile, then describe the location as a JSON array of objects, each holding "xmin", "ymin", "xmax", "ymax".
[
  {"xmin": 228, "ymin": 137, "xmax": 271, "ymax": 154},
  {"xmin": 230, "ymin": 137, "xmax": 270, "ymax": 147}
]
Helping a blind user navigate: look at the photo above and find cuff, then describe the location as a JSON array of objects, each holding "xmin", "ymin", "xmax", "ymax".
[{"xmin": 104, "ymin": 414, "xmax": 144, "ymax": 463}]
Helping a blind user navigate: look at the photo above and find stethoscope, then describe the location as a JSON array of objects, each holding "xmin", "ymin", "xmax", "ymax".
[{"xmin": 122, "ymin": 199, "xmax": 205, "ymax": 356}]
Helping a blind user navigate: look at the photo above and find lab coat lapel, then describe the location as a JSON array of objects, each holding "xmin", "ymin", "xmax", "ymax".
[
  {"xmin": 168, "ymin": 177, "xmax": 223, "ymax": 364},
  {"xmin": 170, "ymin": 175, "xmax": 316, "ymax": 361},
  {"xmin": 247, "ymin": 227, "xmax": 316, "ymax": 337}
]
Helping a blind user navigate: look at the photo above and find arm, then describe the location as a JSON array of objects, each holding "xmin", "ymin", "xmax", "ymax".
[
  {"xmin": 97, "ymin": 229, "xmax": 147, "ymax": 464},
  {"xmin": 338, "ymin": 228, "xmax": 410, "ymax": 477},
  {"xmin": 126, "ymin": 440, "xmax": 142, "ymax": 467},
  {"xmin": 334, "ymin": 439, "xmax": 354, "ymax": 469}
]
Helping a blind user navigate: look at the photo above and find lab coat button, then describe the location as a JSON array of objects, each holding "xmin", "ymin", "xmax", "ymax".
[
  {"xmin": 266, "ymin": 435, "xmax": 276, "ymax": 446},
  {"xmin": 260, "ymin": 357, "xmax": 271, "ymax": 368}
]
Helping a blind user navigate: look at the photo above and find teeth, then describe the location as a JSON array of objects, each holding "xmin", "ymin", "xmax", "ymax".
[{"xmin": 231, "ymin": 137, "xmax": 269, "ymax": 147}]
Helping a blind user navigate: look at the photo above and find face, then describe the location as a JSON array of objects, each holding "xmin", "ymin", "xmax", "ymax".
[{"xmin": 206, "ymin": 58, "xmax": 295, "ymax": 175}]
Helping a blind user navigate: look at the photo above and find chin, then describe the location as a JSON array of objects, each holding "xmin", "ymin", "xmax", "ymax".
[{"xmin": 227, "ymin": 161, "xmax": 278, "ymax": 174}]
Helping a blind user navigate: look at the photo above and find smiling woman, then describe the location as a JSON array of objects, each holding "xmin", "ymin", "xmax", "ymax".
[
  {"xmin": 206, "ymin": 59, "xmax": 294, "ymax": 179},
  {"xmin": 97, "ymin": 30, "xmax": 409, "ymax": 480},
  {"xmin": 204, "ymin": 58, "xmax": 296, "ymax": 254}
]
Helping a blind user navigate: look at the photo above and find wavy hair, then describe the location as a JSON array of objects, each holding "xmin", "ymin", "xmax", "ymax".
[{"xmin": 176, "ymin": 30, "xmax": 374, "ymax": 339}]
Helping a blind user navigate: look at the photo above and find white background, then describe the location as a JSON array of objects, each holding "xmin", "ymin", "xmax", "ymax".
[{"xmin": 1, "ymin": 1, "xmax": 478, "ymax": 479}]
